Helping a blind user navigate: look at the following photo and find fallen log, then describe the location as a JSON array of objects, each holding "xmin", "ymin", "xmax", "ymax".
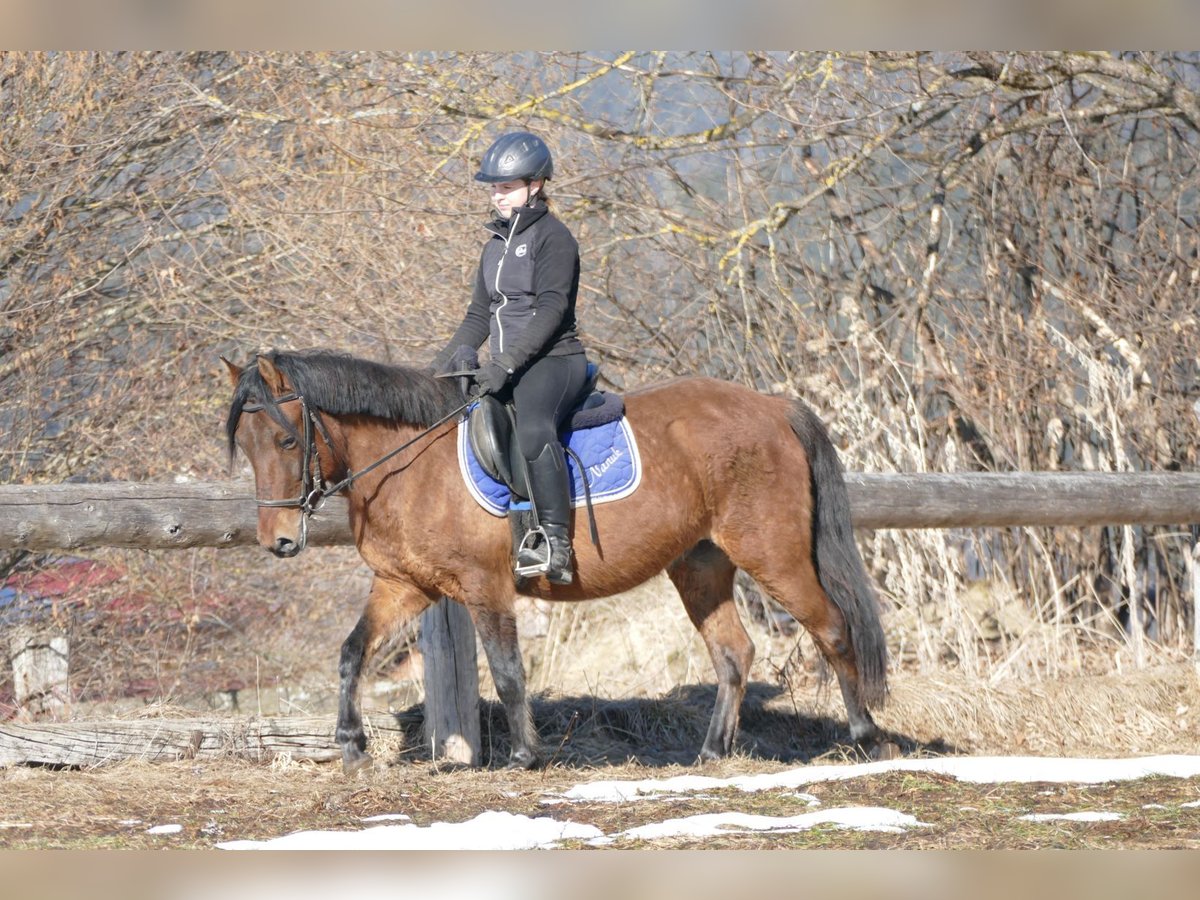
[{"xmin": 0, "ymin": 711, "xmax": 408, "ymax": 767}]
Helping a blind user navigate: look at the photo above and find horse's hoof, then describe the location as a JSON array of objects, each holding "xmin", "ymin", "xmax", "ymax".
[
  {"xmin": 505, "ymin": 751, "xmax": 541, "ymax": 770},
  {"xmin": 342, "ymin": 751, "xmax": 374, "ymax": 775},
  {"xmin": 868, "ymin": 740, "xmax": 902, "ymax": 761}
]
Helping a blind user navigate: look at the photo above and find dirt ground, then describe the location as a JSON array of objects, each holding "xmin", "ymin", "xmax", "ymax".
[{"xmin": 2, "ymin": 665, "xmax": 1198, "ymax": 850}]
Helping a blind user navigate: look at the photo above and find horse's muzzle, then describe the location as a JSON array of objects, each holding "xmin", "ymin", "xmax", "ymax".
[{"xmin": 270, "ymin": 536, "xmax": 303, "ymax": 558}]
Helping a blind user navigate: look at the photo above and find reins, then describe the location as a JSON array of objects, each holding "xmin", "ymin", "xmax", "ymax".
[
  {"xmin": 243, "ymin": 391, "xmax": 470, "ymax": 525},
  {"xmin": 321, "ymin": 400, "xmax": 470, "ymax": 498}
]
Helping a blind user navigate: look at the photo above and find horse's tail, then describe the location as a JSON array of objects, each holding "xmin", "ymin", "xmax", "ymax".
[{"xmin": 789, "ymin": 401, "xmax": 888, "ymax": 708}]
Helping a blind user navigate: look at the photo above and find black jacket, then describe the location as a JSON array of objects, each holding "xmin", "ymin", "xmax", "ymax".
[{"xmin": 434, "ymin": 200, "xmax": 584, "ymax": 375}]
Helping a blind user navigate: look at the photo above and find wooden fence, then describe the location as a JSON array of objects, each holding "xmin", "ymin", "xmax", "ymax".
[
  {"xmin": 3, "ymin": 474, "xmax": 1200, "ymax": 550},
  {"xmin": 2, "ymin": 473, "xmax": 1198, "ymax": 767},
  {"xmin": 2, "ymin": 472, "xmax": 1200, "ymax": 549}
]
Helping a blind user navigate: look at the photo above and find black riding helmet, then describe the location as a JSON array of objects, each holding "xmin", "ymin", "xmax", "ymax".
[{"xmin": 475, "ymin": 131, "xmax": 553, "ymax": 183}]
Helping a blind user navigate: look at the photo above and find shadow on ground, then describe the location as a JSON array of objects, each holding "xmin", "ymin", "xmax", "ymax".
[{"xmin": 389, "ymin": 680, "xmax": 958, "ymax": 769}]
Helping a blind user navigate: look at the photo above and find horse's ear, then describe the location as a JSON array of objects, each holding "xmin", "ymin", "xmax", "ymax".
[
  {"xmin": 256, "ymin": 354, "xmax": 290, "ymax": 395},
  {"xmin": 221, "ymin": 356, "xmax": 243, "ymax": 388}
]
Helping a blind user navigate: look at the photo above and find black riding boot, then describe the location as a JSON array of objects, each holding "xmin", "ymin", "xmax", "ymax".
[{"xmin": 517, "ymin": 442, "xmax": 574, "ymax": 585}]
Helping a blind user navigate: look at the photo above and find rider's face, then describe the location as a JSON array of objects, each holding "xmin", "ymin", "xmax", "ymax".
[{"xmin": 489, "ymin": 179, "xmax": 541, "ymax": 219}]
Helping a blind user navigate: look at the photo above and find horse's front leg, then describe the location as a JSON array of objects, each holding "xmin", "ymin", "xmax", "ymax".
[
  {"xmin": 470, "ymin": 605, "xmax": 540, "ymax": 769},
  {"xmin": 337, "ymin": 575, "xmax": 433, "ymax": 774}
]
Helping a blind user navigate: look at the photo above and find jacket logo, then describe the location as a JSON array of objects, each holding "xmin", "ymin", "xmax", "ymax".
[{"xmin": 515, "ymin": 244, "xmax": 528, "ymax": 258}]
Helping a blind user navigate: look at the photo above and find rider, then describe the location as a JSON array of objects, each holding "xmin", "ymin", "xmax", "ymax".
[{"xmin": 431, "ymin": 131, "xmax": 589, "ymax": 585}]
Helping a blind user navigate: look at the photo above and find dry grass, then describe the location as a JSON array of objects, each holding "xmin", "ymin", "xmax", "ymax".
[
  {"xmin": 2, "ymin": 662, "xmax": 1199, "ymax": 850},
  {"xmin": 475, "ymin": 575, "xmax": 1199, "ymax": 763},
  {"xmin": 474, "ymin": 664, "xmax": 1200, "ymax": 767},
  {"xmin": 878, "ymin": 666, "xmax": 1199, "ymax": 757},
  {"xmin": 8, "ymin": 554, "xmax": 1198, "ymax": 760}
]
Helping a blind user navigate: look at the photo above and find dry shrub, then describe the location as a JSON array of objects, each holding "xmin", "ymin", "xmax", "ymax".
[
  {"xmin": 876, "ymin": 665, "xmax": 1200, "ymax": 757},
  {"xmin": 1, "ymin": 546, "xmax": 373, "ymax": 720}
]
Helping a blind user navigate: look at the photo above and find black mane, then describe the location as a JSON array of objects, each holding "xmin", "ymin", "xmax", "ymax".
[{"xmin": 225, "ymin": 349, "xmax": 461, "ymax": 460}]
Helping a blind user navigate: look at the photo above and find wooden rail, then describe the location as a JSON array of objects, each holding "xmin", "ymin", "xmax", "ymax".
[{"xmin": 2, "ymin": 473, "xmax": 1198, "ymax": 551}]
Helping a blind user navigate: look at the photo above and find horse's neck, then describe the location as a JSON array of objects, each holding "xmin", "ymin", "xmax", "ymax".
[{"xmin": 336, "ymin": 415, "xmax": 452, "ymax": 495}]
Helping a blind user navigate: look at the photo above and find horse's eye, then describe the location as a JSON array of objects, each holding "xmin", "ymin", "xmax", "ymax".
[{"xmin": 279, "ymin": 435, "xmax": 298, "ymax": 450}]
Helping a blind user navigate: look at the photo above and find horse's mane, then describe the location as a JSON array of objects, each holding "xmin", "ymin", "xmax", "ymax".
[{"xmin": 225, "ymin": 349, "xmax": 461, "ymax": 459}]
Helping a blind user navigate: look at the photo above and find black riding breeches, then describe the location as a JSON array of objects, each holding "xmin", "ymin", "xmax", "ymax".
[{"xmin": 510, "ymin": 352, "xmax": 588, "ymax": 461}]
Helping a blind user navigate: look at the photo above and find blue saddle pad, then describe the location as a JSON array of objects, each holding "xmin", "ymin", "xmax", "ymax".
[{"xmin": 457, "ymin": 407, "xmax": 642, "ymax": 517}]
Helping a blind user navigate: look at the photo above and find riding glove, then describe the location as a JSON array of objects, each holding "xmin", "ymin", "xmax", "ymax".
[{"xmin": 473, "ymin": 360, "xmax": 513, "ymax": 396}]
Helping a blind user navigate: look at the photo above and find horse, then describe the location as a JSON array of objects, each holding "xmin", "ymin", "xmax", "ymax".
[{"xmin": 223, "ymin": 349, "xmax": 893, "ymax": 772}]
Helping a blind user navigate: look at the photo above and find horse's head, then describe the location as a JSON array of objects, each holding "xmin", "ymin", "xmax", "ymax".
[{"xmin": 224, "ymin": 354, "xmax": 340, "ymax": 558}]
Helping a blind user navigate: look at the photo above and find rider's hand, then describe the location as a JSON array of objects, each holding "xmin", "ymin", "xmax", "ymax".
[{"xmin": 473, "ymin": 361, "xmax": 511, "ymax": 397}]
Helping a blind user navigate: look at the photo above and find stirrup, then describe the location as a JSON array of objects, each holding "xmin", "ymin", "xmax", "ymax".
[{"xmin": 514, "ymin": 526, "xmax": 552, "ymax": 578}]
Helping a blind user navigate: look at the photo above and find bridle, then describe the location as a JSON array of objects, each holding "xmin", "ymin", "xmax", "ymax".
[
  {"xmin": 242, "ymin": 392, "xmax": 331, "ymax": 552},
  {"xmin": 242, "ymin": 390, "xmax": 470, "ymax": 551}
]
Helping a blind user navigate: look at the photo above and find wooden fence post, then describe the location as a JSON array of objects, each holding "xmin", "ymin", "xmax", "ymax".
[
  {"xmin": 9, "ymin": 625, "xmax": 70, "ymax": 718},
  {"xmin": 417, "ymin": 598, "xmax": 480, "ymax": 766},
  {"xmin": 1192, "ymin": 542, "xmax": 1200, "ymax": 676}
]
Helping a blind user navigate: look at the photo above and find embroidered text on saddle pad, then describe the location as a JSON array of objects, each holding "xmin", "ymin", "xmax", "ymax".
[{"xmin": 457, "ymin": 414, "xmax": 643, "ymax": 517}]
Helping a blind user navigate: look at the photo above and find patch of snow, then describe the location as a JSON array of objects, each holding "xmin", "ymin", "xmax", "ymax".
[
  {"xmin": 215, "ymin": 755, "xmax": 1200, "ymax": 850},
  {"xmin": 217, "ymin": 811, "xmax": 602, "ymax": 850},
  {"xmin": 147, "ymin": 824, "xmax": 183, "ymax": 835},
  {"xmin": 360, "ymin": 813, "xmax": 410, "ymax": 823},
  {"xmin": 553, "ymin": 755, "xmax": 1200, "ymax": 802}
]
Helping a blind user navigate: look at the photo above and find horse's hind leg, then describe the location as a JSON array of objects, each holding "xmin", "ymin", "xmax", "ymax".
[
  {"xmin": 803, "ymin": 598, "xmax": 884, "ymax": 751},
  {"xmin": 739, "ymin": 558, "xmax": 883, "ymax": 750},
  {"xmin": 470, "ymin": 605, "xmax": 540, "ymax": 769},
  {"xmin": 668, "ymin": 541, "xmax": 754, "ymax": 762},
  {"xmin": 336, "ymin": 575, "xmax": 433, "ymax": 774}
]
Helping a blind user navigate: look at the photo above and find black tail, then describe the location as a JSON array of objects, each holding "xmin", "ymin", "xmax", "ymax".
[{"xmin": 789, "ymin": 402, "xmax": 888, "ymax": 708}]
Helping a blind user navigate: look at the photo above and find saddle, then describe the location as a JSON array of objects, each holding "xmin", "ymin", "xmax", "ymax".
[{"xmin": 466, "ymin": 363, "xmax": 624, "ymax": 500}]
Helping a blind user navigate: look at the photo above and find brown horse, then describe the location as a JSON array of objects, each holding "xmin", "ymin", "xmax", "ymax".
[{"xmin": 224, "ymin": 349, "xmax": 891, "ymax": 772}]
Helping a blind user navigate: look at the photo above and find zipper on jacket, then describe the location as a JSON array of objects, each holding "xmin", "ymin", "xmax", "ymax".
[{"xmin": 492, "ymin": 209, "xmax": 520, "ymax": 357}]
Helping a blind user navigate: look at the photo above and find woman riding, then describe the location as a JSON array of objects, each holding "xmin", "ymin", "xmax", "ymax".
[{"xmin": 430, "ymin": 131, "xmax": 589, "ymax": 585}]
